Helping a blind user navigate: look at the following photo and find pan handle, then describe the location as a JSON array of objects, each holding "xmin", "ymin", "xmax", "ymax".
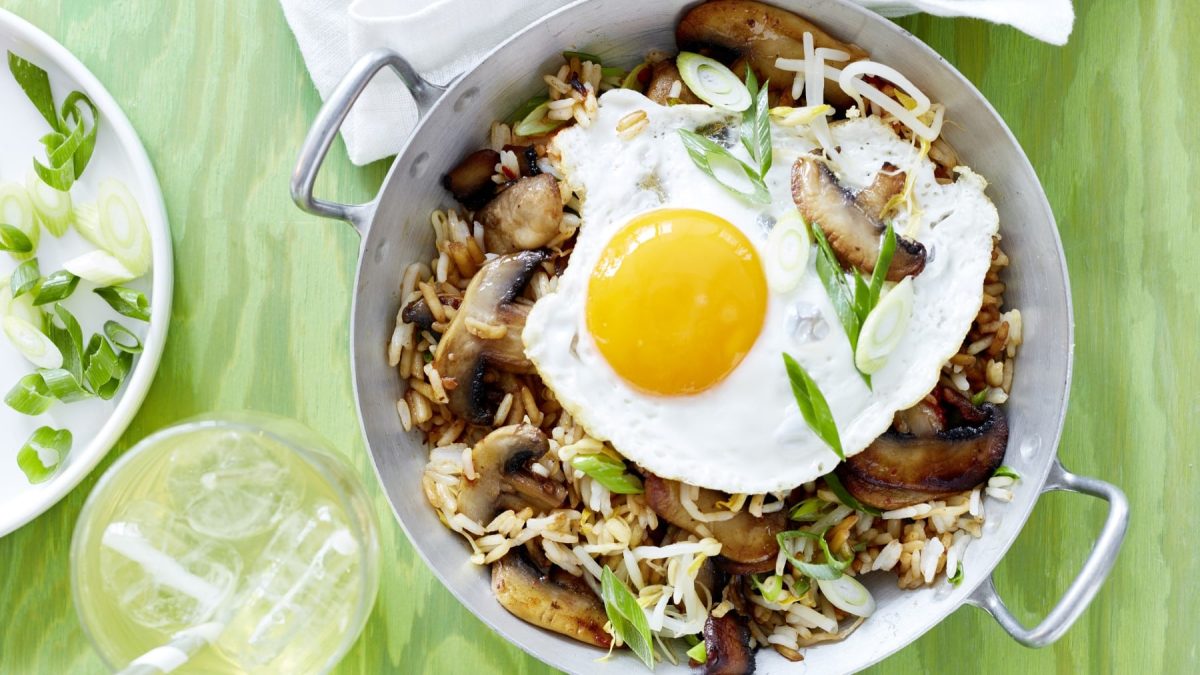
[
  {"xmin": 967, "ymin": 458, "xmax": 1128, "ymax": 647},
  {"xmin": 290, "ymin": 49, "xmax": 447, "ymax": 234}
]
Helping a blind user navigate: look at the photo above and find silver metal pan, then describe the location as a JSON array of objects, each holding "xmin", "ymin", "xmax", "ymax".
[{"xmin": 291, "ymin": 1, "xmax": 1128, "ymax": 671}]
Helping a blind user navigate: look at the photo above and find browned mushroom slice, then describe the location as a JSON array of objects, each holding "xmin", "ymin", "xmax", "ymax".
[
  {"xmin": 701, "ymin": 613, "xmax": 755, "ymax": 675},
  {"xmin": 644, "ymin": 475, "xmax": 785, "ymax": 571},
  {"xmin": 400, "ymin": 294, "xmax": 462, "ymax": 334},
  {"xmin": 854, "ymin": 164, "xmax": 906, "ymax": 220},
  {"xmin": 676, "ymin": 0, "xmax": 867, "ymax": 106},
  {"xmin": 458, "ymin": 424, "xmax": 567, "ymax": 522},
  {"xmin": 646, "ymin": 59, "xmax": 703, "ymax": 106},
  {"xmin": 478, "ymin": 174, "xmax": 563, "ymax": 254},
  {"xmin": 433, "ymin": 251, "xmax": 545, "ymax": 424},
  {"xmin": 791, "ymin": 155, "xmax": 926, "ymax": 281},
  {"xmin": 492, "ymin": 550, "xmax": 612, "ymax": 648},
  {"xmin": 836, "ymin": 403, "xmax": 1009, "ymax": 511},
  {"xmin": 443, "ymin": 148, "xmax": 500, "ymax": 209}
]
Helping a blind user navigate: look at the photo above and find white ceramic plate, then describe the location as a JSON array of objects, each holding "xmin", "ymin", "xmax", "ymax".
[{"xmin": 0, "ymin": 9, "xmax": 172, "ymax": 537}]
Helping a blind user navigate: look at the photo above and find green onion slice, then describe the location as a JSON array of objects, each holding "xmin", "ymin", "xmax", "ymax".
[
  {"xmin": 5, "ymin": 373, "xmax": 55, "ymax": 415},
  {"xmin": 685, "ymin": 640, "xmax": 707, "ymax": 664},
  {"xmin": 676, "ymin": 52, "xmax": 751, "ymax": 112},
  {"xmin": 677, "ymin": 129, "xmax": 770, "ymax": 205},
  {"xmin": 600, "ymin": 567, "xmax": 655, "ymax": 669},
  {"xmin": 0, "ymin": 277, "xmax": 41, "ymax": 326},
  {"xmin": 570, "ymin": 453, "xmax": 644, "ymax": 494},
  {"xmin": 783, "ymin": 353, "xmax": 843, "ymax": 459},
  {"xmin": 854, "ymin": 276, "xmax": 914, "ymax": 375},
  {"xmin": 93, "ymin": 285, "xmax": 151, "ymax": 322},
  {"xmin": 777, "ymin": 529, "xmax": 852, "ymax": 581},
  {"xmin": 25, "ymin": 171, "xmax": 72, "ymax": 238},
  {"xmin": 740, "ymin": 67, "xmax": 772, "ymax": 176},
  {"xmin": 64, "ymin": 250, "xmax": 137, "ymax": 286},
  {"xmin": 38, "ymin": 367, "xmax": 92, "ymax": 403},
  {"xmin": 45, "ymin": 304, "xmax": 85, "ymax": 381},
  {"xmin": 562, "ymin": 50, "xmax": 603, "ymax": 64},
  {"xmin": 8, "ymin": 52, "xmax": 61, "ymax": 131},
  {"xmin": 10, "ymin": 257, "xmax": 40, "ymax": 298},
  {"xmin": 83, "ymin": 334, "xmax": 121, "ymax": 394},
  {"xmin": 0, "ymin": 224, "xmax": 33, "ymax": 254},
  {"xmin": 750, "ymin": 574, "xmax": 787, "ymax": 603},
  {"xmin": 621, "ymin": 62, "xmax": 650, "ymax": 91},
  {"xmin": 992, "ymin": 466, "xmax": 1020, "ymax": 480},
  {"xmin": 971, "ymin": 388, "xmax": 988, "ymax": 406},
  {"xmin": 16, "ymin": 426, "xmax": 72, "ymax": 484},
  {"xmin": 764, "ymin": 210, "xmax": 810, "ymax": 293},
  {"xmin": 2, "ymin": 315, "xmax": 62, "ymax": 369},
  {"xmin": 90, "ymin": 179, "xmax": 152, "ymax": 277},
  {"xmin": 823, "ymin": 473, "xmax": 881, "ymax": 516},
  {"xmin": 507, "ymin": 94, "xmax": 549, "ymax": 125},
  {"xmin": 104, "ymin": 320, "xmax": 142, "ymax": 354},
  {"xmin": 816, "ymin": 575, "xmax": 876, "ymax": 617},
  {"xmin": 788, "ymin": 497, "xmax": 828, "ymax": 522},
  {"xmin": 0, "ymin": 182, "xmax": 40, "ymax": 260},
  {"xmin": 513, "ymin": 100, "xmax": 567, "ymax": 138},
  {"xmin": 32, "ymin": 271, "xmax": 80, "ymax": 306},
  {"xmin": 948, "ymin": 562, "xmax": 965, "ymax": 586}
]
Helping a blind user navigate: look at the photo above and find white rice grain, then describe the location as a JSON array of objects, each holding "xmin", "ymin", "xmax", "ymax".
[
  {"xmin": 871, "ymin": 540, "xmax": 903, "ymax": 571},
  {"xmin": 883, "ymin": 503, "xmax": 932, "ymax": 520},
  {"xmin": 922, "ymin": 536, "xmax": 945, "ymax": 584},
  {"xmin": 986, "ymin": 487, "xmax": 1014, "ymax": 502}
]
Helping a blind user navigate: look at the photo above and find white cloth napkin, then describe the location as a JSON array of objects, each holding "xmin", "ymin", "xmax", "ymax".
[{"xmin": 279, "ymin": 0, "xmax": 1074, "ymax": 166}]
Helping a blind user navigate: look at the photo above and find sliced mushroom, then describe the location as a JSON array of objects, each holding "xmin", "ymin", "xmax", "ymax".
[
  {"xmin": 433, "ymin": 251, "xmax": 545, "ymax": 424},
  {"xmin": 644, "ymin": 475, "xmax": 785, "ymax": 571},
  {"xmin": 701, "ymin": 613, "xmax": 755, "ymax": 675},
  {"xmin": 892, "ymin": 397, "xmax": 945, "ymax": 437},
  {"xmin": 646, "ymin": 59, "xmax": 703, "ymax": 106},
  {"xmin": 792, "ymin": 155, "xmax": 926, "ymax": 281},
  {"xmin": 459, "ymin": 424, "xmax": 567, "ymax": 522},
  {"xmin": 443, "ymin": 148, "xmax": 500, "ymax": 209},
  {"xmin": 836, "ymin": 403, "xmax": 1009, "ymax": 510},
  {"xmin": 401, "ymin": 294, "xmax": 462, "ymax": 334},
  {"xmin": 854, "ymin": 163, "xmax": 905, "ymax": 220},
  {"xmin": 492, "ymin": 550, "xmax": 612, "ymax": 648},
  {"xmin": 676, "ymin": 0, "xmax": 866, "ymax": 105},
  {"xmin": 478, "ymin": 174, "xmax": 563, "ymax": 254}
]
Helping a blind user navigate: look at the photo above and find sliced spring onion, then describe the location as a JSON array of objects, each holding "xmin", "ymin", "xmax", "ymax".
[
  {"xmin": 854, "ymin": 276, "xmax": 914, "ymax": 374},
  {"xmin": 45, "ymin": 304, "xmax": 84, "ymax": 381},
  {"xmin": 5, "ymin": 372, "xmax": 55, "ymax": 415},
  {"xmin": 64, "ymin": 250, "xmax": 137, "ymax": 286},
  {"xmin": 621, "ymin": 62, "xmax": 650, "ymax": 91},
  {"xmin": 686, "ymin": 640, "xmax": 707, "ymax": 664},
  {"xmin": 507, "ymin": 94, "xmax": 549, "ymax": 125},
  {"xmin": 10, "ymin": 258, "xmax": 40, "ymax": 298},
  {"xmin": 93, "ymin": 285, "xmax": 150, "ymax": 321},
  {"xmin": 0, "ymin": 276, "xmax": 40, "ymax": 327},
  {"xmin": 600, "ymin": 567, "xmax": 655, "ymax": 669},
  {"xmin": 92, "ymin": 179, "xmax": 152, "ymax": 277},
  {"xmin": 677, "ymin": 129, "xmax": 770, "ymax": 205},
  {"xmin": 788, "ymin": 497, "xmax": 827, "ymax": 522},
  {"xmin": 570, "ymin": 453, "xmax": 644, "ymax": 494},
  {"xmin": 0, "ymin": 182, "xmax": 40, "ymax": 260},
  {"xmin": 2, "ymin": 315, "xmax": 63, "ymax": 369},
  {"xmin": 823, "ymin": 473, "xmax": 881, "ymax": 516},
  {"xmin": 783, "ymin": 353, "xmax": 843, "ymax": 459},
  {"xmin": 104, "ymin": 320, "xmax": 142, "ymax": 354},
  {"xmin": 739, "ymin": 67, "xmax": 772, "ymax": 176},
  {"xmin": 777, "ymin": 529, "xmax": 852, "ymax": 581},
  {"xmin": 73, "ymin": 201, "xmax": 103, "ymax": 245},
  {"xmin": 769, "ymin": 104, "xmax": 834, "ymax": 127},
  {"xmin": 8, "ymin": 51, "xmax": 60, "ymax": 130},
  {"xmin": 866, "ymin": 224, "xmax": 898, "ymax": 312},
  {"xmin": 0, "ymin": 224, "xmax": 33, "ymax": 254},
  {"xmin": 513, "ymin": 100, "xmax": 567, "ymax": 137},
  {"xmin": 993, "ymin": 466, "xmax": 1020, "ymax": 480},
  {"xmin": 96, "ymin": 351, "xmax": 133, "ymax": 400},
  {"xmin": 26, "ymin": 171, "xmax": 72, "ymax": 237},
  {"xmin": 16, "ymin": 426, "xmax": 72, "ymax": 484},
  {"xmin": 764, "ymin": 210, "xmax": 810, "ymax": 293},
  {"xmin": 601, "ymin": 66, "xmax": 625, "ymax": 81},
  {"xmin": 816, "ymin": 575, "xmax": 876, "ymax": 617},
  {"xmin": 40, "ymin": 367, "xmax": 93, "ymax": 403},
  {"xmin": 971, "ymin": 388, "xmax": 989, "ymax": 406},
  {"xmin": 562, "ymin": 50, "xmax": 604, "ymax": 64},
  {"xmin": 83, "ymin": 334, "xmax": 120, "ymax": 395},
  {"xmin": 676, "ymin": 52, "xmax": 751, "ymax": 112},
  {"xmin": 32, "ymin": 271, "xmax": 80, "ymax": 306},
  {"xmin": 750, "ymin": 574, "xmax": 786, "ymax": 603}
]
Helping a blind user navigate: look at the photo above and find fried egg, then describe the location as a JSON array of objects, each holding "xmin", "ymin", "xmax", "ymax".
[{"xmin": 523, "ymin": 89, "xmax": 998, "ymax": 493}]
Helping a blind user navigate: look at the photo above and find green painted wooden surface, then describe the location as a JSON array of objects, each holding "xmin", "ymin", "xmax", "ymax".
[{"xmin": 0, "ymin": 0, "xmax": 1195, "ymax": 672}]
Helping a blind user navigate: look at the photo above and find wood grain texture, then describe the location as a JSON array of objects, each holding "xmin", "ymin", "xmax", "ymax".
[{"xmin": 0, "ymin": 0, "xmax": 1195, "ymax": 673}]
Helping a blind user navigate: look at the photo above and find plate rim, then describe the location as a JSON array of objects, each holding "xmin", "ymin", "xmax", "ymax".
[{"xmin": 0, "ymin": 8, "xmax": 174, "ymax": 537}]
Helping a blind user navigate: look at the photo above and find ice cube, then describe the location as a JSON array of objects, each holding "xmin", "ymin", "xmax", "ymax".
[
  {"xmin": 216, "ymin": 501, "xmax": 362, "ymax": 668},
  {"xmin": 167, "ymin": 430, "xmax": 302, "ymax": 541},
  {"xmin": 100, "ymin": 501, "xmax": 242, "ymax": 631}
]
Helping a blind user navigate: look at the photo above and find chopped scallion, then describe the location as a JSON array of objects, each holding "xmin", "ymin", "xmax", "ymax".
[
  {"xmin": 783, "ymin": 353, "xmax": 843, "ymax": 459},
  {"xmin": 64, "ymin": 250, "xmax": 136, "ymax": 286},
  {"xmin": 5, "ymin": 372, "xmax": 55, "ymax": 415},
  {"xmin": 823, "ymin": 473, "xmax": 881, "ymax": 516},
  {"xmin": 26, "ymin": 171, "xmax": 72, "ymax": 237},
  {"xmin": 513, "ymin": 100, "xmax": 567, "ymax": 138},
  {"xmin": 685, "ymin": 640, "xmax": 707, "ymax": 664},
  {"xmin": 948, "ymin": 562, "xmax": 965, "ymax": 586},
  {"xmin": 32, "ymin": 270, "xmax": 80, "ymax": 306},
  {"xmin": 993, "ymin": 466, "xmax": 1020, "ymax": 480},
  {"xmin": 676, "ymin": 52, "xmax": 751, "ymax": 112},
  {"xmin": 104, "ymin": 320, "xmax": 142, "ymax": 354},
  {"xmin": 600, "ymin": 567, "xmax": 655, "ymax": 670},
  {"xmin": 10, "ymin": 257, "xmax": 40, "ymax": 298},
  {"xmin": 93, "ymin": 285, "xmax": 150, "ymax": 322},
  {"xmin": 816, "ymin": 575, "xmax": 876, "ymax": 617},
  {"xmin": 2, "ymin": 315, "xmax": 62, "ymax": 369},
  {"xmin": 677, "ymin": 129, "xmax": 770, "ymax": 205},
  {"xmin": 562, "ymin": 50, "xmax": 604, "ymax": 65},
  {"xmin": 570, "ymin": 453, "xmax": 643, "ymax": 494},
  {"xmin": 16, "ymin": 426, "xmax": 72, "ymax": 484}
]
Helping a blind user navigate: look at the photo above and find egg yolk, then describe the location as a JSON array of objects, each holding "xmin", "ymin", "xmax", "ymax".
[{"xmin": 586, "ymin": 209, "xmax": 768, "ymax": 396}]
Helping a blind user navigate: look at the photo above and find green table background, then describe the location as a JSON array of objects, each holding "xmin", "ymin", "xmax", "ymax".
[{"xmin": 1, "ymin": 0, "xmax": 1195, "ymax": 672}]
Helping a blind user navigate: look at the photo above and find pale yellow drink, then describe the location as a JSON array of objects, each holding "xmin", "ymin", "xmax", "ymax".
[{"xmin": 71, "ymin": 417, "xmax": 380, "ymax": 674}]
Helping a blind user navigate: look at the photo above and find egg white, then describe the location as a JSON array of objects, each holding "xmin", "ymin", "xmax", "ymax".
[{"xmin": 524, "ymin": 89, "xmax": 998, "ymax": 493}]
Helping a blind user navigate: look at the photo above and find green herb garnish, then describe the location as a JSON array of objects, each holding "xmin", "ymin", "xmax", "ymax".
[
  {"xmin": 10, "ymin": 258, "xmax": 40, "ymax": 298},
  {"xmin": 783, "ymin": 353, "xmax": 843, "ymax": 459},
  {"xmin": 571, "ymin": 453, "xmax": 644, "ymax": 494},
  {"xmin": 93, "ymin": 286, "xmax": 151, "ymax": 322},
  {"xmin": 686, "ymin": 640, "xmax": 707, "ymax": 664},
  {"xmin": 562, "ymin": 50, "xmax": 604, "ymax": 64},
  {"xmin": 5, "ymin": 373, "xmax": 55, "ymax": 415},
  {"xmin": 971, "ymin": 388, "xmax": 988, "ymax": 406},
  {"xmin": 600, "ymin": 567, "xmax": 655, "ymax": 670},
  {"xmin": 16, "ymin": 426, "xmax": 72, "ymax": 484},
  {"xmin": 777, "ymin": 529, "xmax": 852, "ymax": 581},
  {"xmin": 788, "ymin": 497, "xmax": 827, "ymax": 521},
  {"xmin": 740, "ymin": 68, "xmax": 772, "ymax": 177},
  {"xmin": 992, "ymin": 466, "xmax": 1020, "ymax": 480},
  {"xmin": 750, "ymin": 573, "xmax": 786, "ymax": 603},
  {"xmin": 823, "ymin": 473, "xmax": 881, "ymax": 516},
  {"xmin": 104, "ymin": 320, "xmax": 142, "ymax": 354},
  {"xmin": 677, "ymin": 129, "xmax": 770, "ymax": 205},
  {"xmin": 45, "ymin": 304, "xmax": 85, "ymax": 381},
  {"xmin": 32, "ymin": 271, "xmax": 80, "ymax": 306},
  {"xmin": 0, "ymin": 224, "xmax": 33, "ymax": 254},
  {"xmin": 948, "ymin": 562, "xmax": 964, "ymax": 586}
]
